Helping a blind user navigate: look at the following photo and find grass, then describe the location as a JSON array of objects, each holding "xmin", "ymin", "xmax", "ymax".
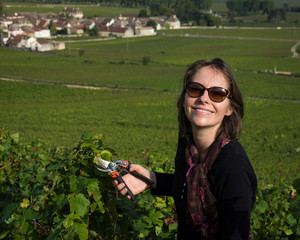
[
  {"xmin": 0, "ymin": 77, "xmax": 299, "ymax": 186},
  {"xmin": 0, "ymin": 80, "xmax": 179, "ymax": 159},
  {"xmin": 2, "ymin": 2, "xmax": 141, "ymax": 18},
  {"xmin": 0, "ymin": 35, "xmax": 298, "ymax": 90},
  {"xmin": 0, "ymin": 23, "xmax": 300, "ymax": 186}
]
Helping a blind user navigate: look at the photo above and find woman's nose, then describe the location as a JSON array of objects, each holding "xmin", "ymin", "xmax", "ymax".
[{"xmin": 198, "ymin": 89, "xmax": 209, "ymax": 103}]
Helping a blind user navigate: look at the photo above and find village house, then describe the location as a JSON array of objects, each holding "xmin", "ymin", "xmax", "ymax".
[
  {"xmin": 82, "ymin": 19, "xmax": 95, "ymax": 30},
  {"xmin": 7, "ymin": 25, "xmax": 24, "ymax": 38},
  {"xmin": 5, "ymin": 34, "xmax": 23, "ymax": 48},
  {"xmin": 137, "ymin": 16, "xmax": 180, "ymax": 30},
  {"xmin": 31, "ymin": 39, "xmax": 53, "ymax": 51},
  {"xmin": 20, "ymin": 35, "xmax": 36, "ymax": 49},
  {"xmin": 52, "ymin": 41, "xmax": 65, "ymax": 50},
  {"xmin": 59, "ymin": 7, "xmax": 83, "ymax": 19},
  {"xmin": 33, "ymin": 27, "xmax": 51, "ymax": 38},
  {"xmin": 0, "ymin": 7, "xmax": 181, "ymax": 51},
  {"xmin": 165, "ymin": 15, "xmax": 181, "ymax": 29},
  {"xmin": 99, "ymin": 26, "xmax": 134, "ymax": 38},
  {"xmin": 4, "ymin": 12, "xmax": 25, "ymax": 20},
  {"xmin": 4, "ymin": 33, "xmax": 65, "ymax": 52}
]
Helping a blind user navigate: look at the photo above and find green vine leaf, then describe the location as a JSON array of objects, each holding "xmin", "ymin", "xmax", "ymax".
[
  {"xmin": 70, "ymin": 193, "xmax": 90, "ymax": 217},
  {"xmin": 74, "ymin": 222, "xmax": 88, "ymax": 240},
  {"xmin": 0, "ymin": 202, "xmax": 18, "ymax": 223}
]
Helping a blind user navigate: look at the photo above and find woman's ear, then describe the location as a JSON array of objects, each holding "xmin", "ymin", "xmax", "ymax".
[{"xmin": 225, "ymin": 104, "xmax": 233, "ymax": 116}]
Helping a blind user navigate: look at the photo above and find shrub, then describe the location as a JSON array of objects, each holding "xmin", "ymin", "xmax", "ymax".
[
  {"xmin": 251, "ymin": 181, "xmax": 299, "ymax": 239},
  {"xmin": 0, "ymin": 129, "xmax": 176, "ymax": 240},
  {"xmin": 142, "ymin": 56, "xmax": 150, "ymax": 66},
  {"xmin": 0, "ymin": 129, "xmax": 299, "ymax": 239}
]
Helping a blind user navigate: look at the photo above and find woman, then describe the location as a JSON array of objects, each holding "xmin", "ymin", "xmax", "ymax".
[{"xmin": 115, "ymin": 58, "xmax": 257, "ymax": 239}]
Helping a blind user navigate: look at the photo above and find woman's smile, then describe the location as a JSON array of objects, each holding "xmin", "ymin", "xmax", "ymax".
[{"xmin": 192, "ymin": 106, "xmax": 213, "ymax": 114}]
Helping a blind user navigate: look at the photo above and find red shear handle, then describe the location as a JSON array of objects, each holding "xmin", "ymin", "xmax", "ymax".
[
  {"xmin": 110, "ymin": 171, "xmax": 136, "ymax": 201},
  {"xmin": 119, "ymin": 160, "xmax": 154, "ymax": 185}
]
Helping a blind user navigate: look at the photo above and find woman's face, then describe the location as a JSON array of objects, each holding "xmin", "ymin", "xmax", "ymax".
[{"xmin": 184, "ymin": 66, "xmax": 233, "ymax": 135}]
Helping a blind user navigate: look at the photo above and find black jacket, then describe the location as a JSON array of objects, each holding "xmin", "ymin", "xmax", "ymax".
[{"xmin": 151, "ymin": 137, "xmax": 257, "ymax": 240}]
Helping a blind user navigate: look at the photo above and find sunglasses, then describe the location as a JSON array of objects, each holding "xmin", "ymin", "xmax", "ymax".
[{"xmin": 185, "ymin": 82, "xmax": 231, "ymax": 103}]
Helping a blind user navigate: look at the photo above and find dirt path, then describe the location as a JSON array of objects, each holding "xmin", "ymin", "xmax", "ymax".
[
  {"xmin": 0, "ymin": 76, "xmax": 128, "ymax": 91},
  {"xmin": 1, "ymin": 75, "xmax": 299, "ymax": 103}
]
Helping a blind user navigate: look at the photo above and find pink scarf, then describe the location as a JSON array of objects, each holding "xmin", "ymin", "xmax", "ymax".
[{"xmin": 185, "ymin": 135, "xmax": 228, "ymax": 239}]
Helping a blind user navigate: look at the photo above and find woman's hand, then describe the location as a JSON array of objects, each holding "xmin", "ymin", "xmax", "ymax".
[{"xmin": 113, "ymin": 164, "xmax": 156, "ymax": 200}]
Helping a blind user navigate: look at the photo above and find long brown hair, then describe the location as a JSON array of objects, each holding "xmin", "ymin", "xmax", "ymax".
[{"xmin": 177, "ymin": 58, "xmax": 244, "ymax": 141}]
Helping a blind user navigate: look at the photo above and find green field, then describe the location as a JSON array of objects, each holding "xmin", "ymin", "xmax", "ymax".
[
  {"xmin": 1, "ymin": 28, "xmax": 300, "ymax": 186},
  {"xmin": 2, "ymin": 2, "xmax": 142, "ymax": 18}
]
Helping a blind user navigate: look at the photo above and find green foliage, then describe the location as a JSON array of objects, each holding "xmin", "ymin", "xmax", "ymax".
[
  {"xmin": 268, "ymin": 7, "xmax": 286, "ymax": 22},
  {"xmin": 49, "ymin": 21, "xmax": 57, "ymax": 36},
  {"xmin": 251, "ymin": 182, "xmax": 300, "ymax": 239},
  {"xmin": 142, "ymin": 56, "xmax": 150, "ymax": 65},
  {"xmin": 146, "ymin": 19, "xmax": 157, "ymax": 30},
  {"xmin": 193, "ymin": 12, "xmax": 221, "ymax": 26},
  {"xmin": 226, "ymin": 0, "xmax": 275, "ymax": 16},
  {"xmin": 87, "ymin": 25, "xmax": 99, "ymax": 37},
  {"xmin": 57, "ymin": 28, "xmax": 68, "ymax": 35},
  {"xmin": 0, "ymin": 1, "xmax": 3, "ymax": 15},
  {"xmin": 0, "ymin": 129, "xmax": 177, "ymax": 240},
  {"xmin": 0, "ymin": 33, "xmax": 299, "ymax": 186},
  {"xmin": 78, "ymin": 49, "xmax": 85, "ymax": 57},
  {"xmin": 138, "ymin": 9, "xmax": 148, "ymax": 17},
  {"xmin": 0, "ymin": 129, "xmax": 299, "ymax": 239}
]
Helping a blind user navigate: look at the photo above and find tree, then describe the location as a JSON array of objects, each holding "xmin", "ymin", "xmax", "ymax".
[
  {"xmin": 227, "ymin": 0, "xmax": 249, "ymax": 16},
  {"xmin": 150, "ymin": 1, "xmax": 173, "ymax": 16},
  {"xmin": 79, "ymin": 49, "xmax": 85, "ymax": 57},
  {"xmin": 88, "ymin": 25, "xmax": 99, "ymax": 37},
  {"xmin": 142, "ymin": 56, "xmax": 150, "ymax": 65},
  {"xmin": 268, "ymin": 7, "xmax": 286, "ymax": 22},
  {"xmin": 227, "ymin": 0, "xmax": 275, "ymax": 16},
  {"xmin": 146, "ymin": 19, "xmax": 157, "ymax": 30},
  {"xmin": 193, "ymin": 0, "xmax": 212, "ymax": 10},
  {"xmin": 228, "ymin": 10, "xmax": 237, "ymax": 22},
  {"xmin": 49, "ymin": 21, "xmax": 57, "ymax": 36},
  {"xmin": 205, "ymin": 13, "xmax": 221, "ymax": 26},
  {"xmin": 260, "ymin": 0, "xmax": 274, "ymax": 14},
  {"xmin": 174, "ymin": 0, "xmax": 194, "ymax": 23},
  {"xmin": 192, "ymin": 11, "xmax": 220, "ymax": 26},
  {"xmin": 57, "ymin": 28, "xmax": 68, "ymax": 35},
  {"xmin": 138, "ymin": 9, "xmax": 148, "ymax": 17},
  {"xmin": 0, "ymin": 1, "xmax": 3, "ymax": 16}
]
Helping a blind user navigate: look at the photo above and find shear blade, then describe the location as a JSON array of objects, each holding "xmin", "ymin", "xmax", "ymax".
[{"xmin": 96, "ymin": 157, "xmax": 110, "ymax": 169}]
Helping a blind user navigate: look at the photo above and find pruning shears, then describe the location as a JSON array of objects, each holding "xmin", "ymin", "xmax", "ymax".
[{"xmin": 95, "ymin": 157, "xmax": 154, "ymax": 201}]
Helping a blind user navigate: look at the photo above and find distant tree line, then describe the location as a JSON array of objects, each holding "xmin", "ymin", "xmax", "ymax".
[
  {"xmin": 226, "ymin": 0, "xmax": 294, "ymax": 22},
  {"xmin": 2, "ymin": 0, "xmax": 298, "ymax": 24},
  {"xmin": 226, "ymin": 0, "xmax": 274, "ymax": 16}
]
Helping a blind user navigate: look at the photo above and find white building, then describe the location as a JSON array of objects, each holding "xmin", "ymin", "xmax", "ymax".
[
  {"xmin": 135, "ymin": 27, "xmax": 156, "ymax": 36},
  {"xmin": 31, "ymin": 39, "xmax": 52, "ymax": 52},
  {"xmin": 20, "ymin": 36, "xmax": 36, "ymax": 48},
  {"xmin": 165, "ymin": 15, "xmax": 181, "ymax": 29},
  {"xmin": 34, "ymin": 28, "xmax": 51, "ymax": 38}
]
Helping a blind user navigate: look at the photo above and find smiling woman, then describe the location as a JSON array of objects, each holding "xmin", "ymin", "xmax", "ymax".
[{"xmin": 114, "ymin": 58, "xmax": 257, "ymax": 240}]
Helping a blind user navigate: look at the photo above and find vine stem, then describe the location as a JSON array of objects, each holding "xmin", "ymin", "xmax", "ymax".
[{"xmin": 0, "ymin": 161, "xmax": 11, "ymax": 170}]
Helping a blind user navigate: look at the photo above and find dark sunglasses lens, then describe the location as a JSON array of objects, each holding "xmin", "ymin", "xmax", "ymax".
[
  {"xmin": 186, "ymin": 83, "xmax": 204, "ymax": 97},
  {"xmin": 209, "ymin": 88, "xmax": 228, "ymax": 102}
]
